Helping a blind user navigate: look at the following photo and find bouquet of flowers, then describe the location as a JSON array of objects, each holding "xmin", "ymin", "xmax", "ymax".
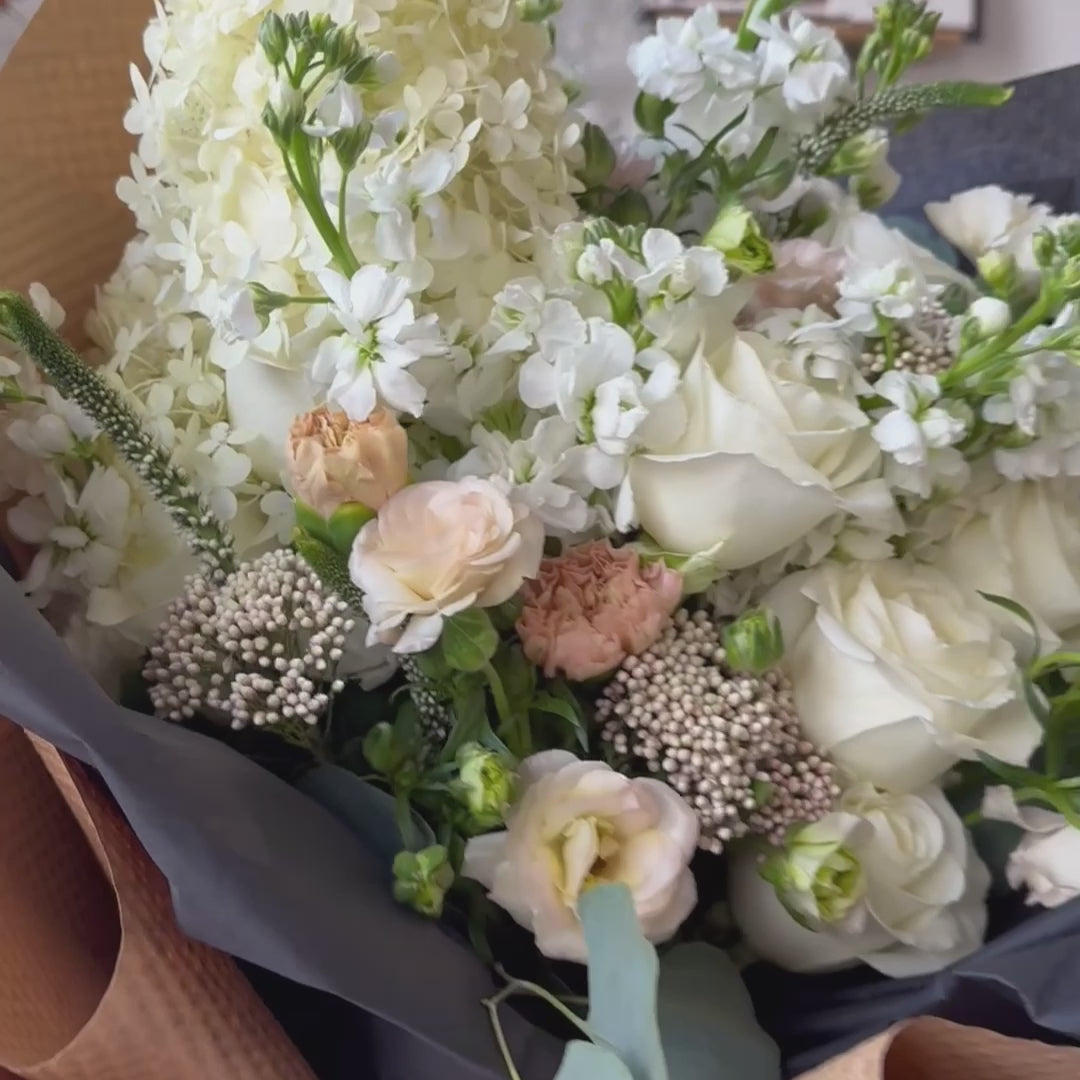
[{"xmin": 4, "ymin": 0, "xmax": 1080, "ymax": 1076}]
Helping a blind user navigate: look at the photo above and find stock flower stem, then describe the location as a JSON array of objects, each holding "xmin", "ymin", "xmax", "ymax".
[
  {"xmin": 289, "ymin": 131, "xmax": 359, "ymax": 275},
  {"xmin": 944, "ymin": 292, "xmax": 1054, "ymax": 387}
]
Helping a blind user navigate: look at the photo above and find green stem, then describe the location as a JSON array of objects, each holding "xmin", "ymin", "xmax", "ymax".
[
  {"xmin": 289, "ymin": 131, "xmax": 359, "ymax": 275},
  {"xmin": 489, "ymin": 972, "xmax": 598, "ymax": 1043},
  {"xmin": 944, "ymin": 291, "xmax": 1054, "ymax": 387},
  {"xmin": 483, "ymin": 1000, "xmax": 524, "ymax": 1080},
  {"xmin": 483, "ymin": 661, "xmax": 530, "ymax": 759},
  {"xmin": 337, "ymin": 167, "xmax": 351, "ymax": 247}
]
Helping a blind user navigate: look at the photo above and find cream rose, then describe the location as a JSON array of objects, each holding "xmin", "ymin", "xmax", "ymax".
[
  {"xmin": 983, "ymin": 787, "xmax": 1080, "ymax": 909},
  {"xmin": 730, "ymin": 783, "xmax": 990, "ymax": 977},
  {"xmin": 350, "ymin": 478, "xmax": 544, "ymax": 654},
  {"xmin": 765, "ymin": 559, "xmax": 1041, "ymax": 793},
  {"xmin": 628, "ymin": 335, "xmax": 889, "ymax": 568},
  {"xmin": 286, "ymin": 406, "xmax": 408, "ymax": 518},
  {"xmin": 462, "ymin": 751, "xmax": 698, "ymax": 962},
  {"xmin": 934, "ymin": 480, "xmax": 1080, "ymax": 642}
]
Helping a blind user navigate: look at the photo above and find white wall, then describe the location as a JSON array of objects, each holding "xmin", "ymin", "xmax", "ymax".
[{"xmin": 903, "ymin": 0, "xmax": 1080, "ymax": 83}]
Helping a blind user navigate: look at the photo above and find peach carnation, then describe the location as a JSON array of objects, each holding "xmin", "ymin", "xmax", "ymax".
[{"xmin": 516, "ymin": 541, "xmax": 683, "ymax": 682}]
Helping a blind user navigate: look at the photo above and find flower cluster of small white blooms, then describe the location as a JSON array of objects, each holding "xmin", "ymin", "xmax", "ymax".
[
  {"xmin": 870, "ymin": 370, "xmax": 970, "ymax": 500},
  {"xmin": 629, "ymin": 7, "xmax": 853, "ymax": 164},
  {"xmin": 857, "ymin": 296, "xmax": 957, "ymax": 379},
  {"xmin": 836, "ymin": 260, "xmax": 932, "ymax": 334},
  {"xmin": 79, "ymin": 0, "xmax": 585, "ymax": 628},
  {"xmin": 144, "ymin": 548, "xmax": 352, "ymax": 734},
  {"xmin": 597, "ymin": 608, "xmax": 839, "ymax": 855}
]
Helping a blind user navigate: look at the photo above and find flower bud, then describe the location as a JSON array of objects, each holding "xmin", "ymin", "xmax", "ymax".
[
  {"xmin": 1033, "ymin": 228, "xmax": 1058, "ymax": 268},
  {"xmin": 286, "ymin": 406, "xmax": 409, "ymax": 519},
  {"xmin": 760, "ymin": 821, "xmax": 866, "ymax": 927},
  {"xmin": 822, "ymin": 128, "xmax": 889, "ymax": 178},
  {"xmin": 608, "ymin": 189, "xmax": 653, "ymax": 228},
  {"xmin": 258, "ymin": 12, "xmax": 289, "ymax": 67},
  {"xmin": 976, "ymin": 250, "xmax": 1018, "ymax": 296},
  {"xmin": 633, "ymin": 91, "xmax": 676, "ymax": 139},
  {"xmin": 250, "ymin": 283, "xmax": 292, "ymax": 321},
  {"xmin": 451, "ymin": 744, "xmax": 516, "ymax": 832},
  {"xmin": 579, "ymin": 123, "xmax": 617, "ymax": 188},
  {"xmin": 704, "ymin": 203, "xmax": 775, "ymax": 275},
  {"xmin": 965, "ymin": 296, "xmax": 1012, "ymax": 339},
  {"xmin": 723, "ymin": 607, "xmax": 785, "ymax": 674},
  {"xmin": 330, "ymin": 123, "xmax": 372, "ymax": 170},
  {"xmin": 516, "ymin": 0, "xmax": 563, "ymax": 21},
  {"xmin": 393, "ymin": 846, "xmax": 454, "ymax": 917},
  {"xmin": 267, "ymin": 81, "xmax": 306, "ymax": 143}
]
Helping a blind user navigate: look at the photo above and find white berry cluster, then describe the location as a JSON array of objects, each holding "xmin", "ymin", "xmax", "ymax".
[
  {"xmin": 144, "ymin": 549, "xmax": 350, "ymax": 737},
  {"xmin": 597, "ymin": 608, "xmax": 840, "ymax": 854}
]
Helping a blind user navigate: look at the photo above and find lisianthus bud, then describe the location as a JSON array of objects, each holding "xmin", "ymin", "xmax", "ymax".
[
  {"xmin": 579, "ymin": 123, "xmax": 617, "ymax": 188},
  {"xmin": 634, "ymin": 91, "xmax": 676, "ymax": 139},
  {"xmin": 516, "ymin": 0, "xmax": 563, "ymax": 22},
  {"xmin": 760, "ymin": 820, "xmax": 867, "ymax": 928},
  {"xmin": 965, "ymin": 296, "xmax": 1012, "ymax": 338},
  {"xmin": 704, "ymin": 204, "xmax": 774, "ymax": 275},
  {"xmin": 286, "ymin": 406, "xmax": 408, "ymax": 519},
  {"xmin": 976, "ymin": 250, "xmax": 1018, "ymax": 296},
  {"xmin": 452, "ymin": 744, "xmax": 515, "ymax": 832},
  {"xmin": 723, "ymin": 608, "xmax": 785, "ymax": 675},
  {"xmin": 393, "ymin": 846, "xmax": 454, "ymax": 917}
]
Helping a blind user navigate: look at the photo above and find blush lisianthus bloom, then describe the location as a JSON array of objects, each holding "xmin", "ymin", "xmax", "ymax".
[
  {"xmin": 463, "ymin": 751, "xmax": 698, "ymax": 962},
  {"xmin": 516, "ymin": 540, "xmax": 683, "ymax": 681},
  {"xmin": 730, "ymin": 783, "xmax": 990, "ymax": 977},
  {"xmin": 286, "ymin": 406, "xmax": 408, "ymax": 518},
  {"xmin": 764, "ymin": 558, "xmax": 1041, "ymax": 793},
  {"xmin": 746, "ymin": 239, "xmax": 847, "ymax": 317},
  {"xmin": 349, "ymin": 478, "xmax": 544, "ymax": 653}
]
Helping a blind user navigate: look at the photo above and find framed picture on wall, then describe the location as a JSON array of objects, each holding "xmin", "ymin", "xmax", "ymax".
[{"xmin": 644, "ymin": 1, "xmax": 980, "ymax": 42}]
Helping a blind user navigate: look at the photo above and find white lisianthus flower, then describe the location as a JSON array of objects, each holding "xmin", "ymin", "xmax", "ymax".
[
  {"xmin": 463, "ymin": 750, "xmax": 698, "ymax": 962},
  {"xmin": 312, "ymin": 266, "xmax": 443, "ymax": 421},
  {"xmin": 627, "ymin": 335, "xmax": 886, "ymax": 568},
  {"xmin": 765, "ymin": 558, "xmax": 1041, "ymax": 792},
  {"xmin": 730, "ymin": 783, "xmax": 990, "ymax": 977},
  {"xmin": 349, "ymin": 478, "xmax": 544, "ymax": 653},
  {"xmin": 983, "ymin": 787, "xmax": 1080, "ymax": 909},
  {"xmin": 925, "ymin": 185, "xmax": 1052, "ymax": 274},
  {"xmin": 871, "ymin": 371, "xmax": 970, "ymax": 498},
  {"xmin": 933, "ymin": 479, "xmax": 1080, "ymax": 641}
]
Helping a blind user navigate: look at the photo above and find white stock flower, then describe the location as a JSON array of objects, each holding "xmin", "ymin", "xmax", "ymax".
[
  {"xmin": 463, "ymin": 751, "xmax": 698, "ymax": 962},
  {"xmin": 872, "ymin": 371, "xmax": 969, "ymax": 498},
  {"xmin": 837, "ymin": 261, "xmax": 921, "ymax": 332},
  {"xmin": 312, "ymin": 266, "xmax": 442, "ymax": 421},
  {"xmin": 934, "ymin": 479, "xmax": 1080, "ymax": 641},
  {"xmin": 765, "ymin": 558, "xmax": 1041, "ymax": 792},
  {"xmin": 730, "ymin": 782, "xmax": 989, "ymax": 977},
  {"xmin": 754, "ymin": 11, "xmax": 851, "ymax": 114},
  {"xmin": 926, "ymin": 186, "xmax": 1052, "ymax": 274},
  {"xmin": 627, "ymin": 335, "xmax": 886, "ymax": 567},
  {"xmin": 6, "ymin": 387, "xmax": 100, "ymax": 459},
  {"xmin": 449, "ymin": 417, "xmax": 595, "ymax": 534},
  {"xmin": 303, "ymin": 81, "xmax": 364, "ymax": 138},
  {"xmin": 983, "ymin": 787, "xmax": 1080, "ymax": 909},
  {"xmin": 349, "ymin": 477, "xmax": 544, "ymax": 653},
  {"xmin": 628, "ymin": 9, "xmax": 734, "ymax": 104}
]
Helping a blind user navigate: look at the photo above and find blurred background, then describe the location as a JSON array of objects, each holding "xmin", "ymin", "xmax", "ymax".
[{"xmin": 557, "ymin": 1, "xmax": 1080, "ymax": 140}]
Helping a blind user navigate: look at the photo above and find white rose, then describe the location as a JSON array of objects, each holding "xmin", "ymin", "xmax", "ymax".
[
  {"xmin": 765, "ymin": 558, "xmax": 1041, "ymax": 792},
  {"xmin": 225, "ymin": 358, "xmax": 317, "ymax": 481},
  {"xmin": 730, "ymin": 782, "xmax": 990, "ymax": 977},
  {"xmin": 627, "ymin": 335, "xmax": 888, "ymax": 568},
  {"xmin": 983, "ymin": 787, "xmax": 1080, "ymax": 909},
  {"xmin": 925, "ymin": 185, "xmax": 1052, "ymax": 275},
  {"xmin": 934, "ymin": 479, "xmax": 1080, "ymax": 642},
  {"xmin": 463, "ymin": 751, "xmax": 698, "ymax": 962},
  {"xmin": 349, "ymin": 478, "xmax": 544, "ymax": 654}
]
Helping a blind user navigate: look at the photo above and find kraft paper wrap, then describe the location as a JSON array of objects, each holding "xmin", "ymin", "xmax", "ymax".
[
  {"xmin": 798, "ymin": 1017, "xmax": 1080, "ymax": 1080},
  {"xmin": 0, "ymin": 719, "xmax": 316, "ymax": 1079},
  {"xmin": 0, "ymin": 0, "xmax": 151, "ymax": 348}
]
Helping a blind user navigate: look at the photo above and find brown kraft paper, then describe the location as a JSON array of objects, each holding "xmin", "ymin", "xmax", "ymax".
[{"xmin": 0, "ymin": 719, "xmax": 315, "ymax": 1079}]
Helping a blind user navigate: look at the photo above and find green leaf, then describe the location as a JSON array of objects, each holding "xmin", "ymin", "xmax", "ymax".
[
  {"xmin": 297, "ymin": 765, "xmax": 435, "ymax": 866},
  {"xmin": 440, "ymin": 608, "xmax": 499, "ymax": 673},
  {"xmin": 494, "ymin": 644, "xmax": 536, "ymax": 717},
  {"xmin": 980, "ymin": 591, "xmax": 1042, "ymax": 661},
  {"xmin": 533, "ymin": 685, "xmax": 589, "ymax": 752},
  {"xmin": 579, "ymin": 884, "xmax": 668, "ymax": 1080},
  {"xmin": 1030, "ymin": 651, "xmax": 1080, "ymax": 682},
  {"xmin": 295, "ymin": 499, "xmax": 334, "ymax": 546},
  {"xmin": 976, "ymin": 753, "xmax": 1050, "ymax": 792},
  {"xmin": 556, "ymin": 1042, "xmax": 636, "ymax": 1080},
  {"xmin": 658, "ymin": 944, "xmax": 780, "ymax": 1080},
  {"xmin": 326, "ymin": 502, "xmax": 375, "ymax": 555},
  {"xmin": 441, "ymin": 683, "xmax": 490, "ymax": 762}
]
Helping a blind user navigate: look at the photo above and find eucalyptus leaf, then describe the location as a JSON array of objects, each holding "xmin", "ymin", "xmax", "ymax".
[
  {"xmin": 579, "ymin": 884, "xmax": 668, "ymax": 1080},
  {"xmin": 658, "ymin": 943, "xmax": 780, "ymax": 1080},
  {"xmin": 555, "ymin": 1042, "xmax": 636, "ymax": 1080},
  {"xmin": 297, "ymin": 765, "xmax": 434, "ymax": 866},
  {"xmin": 440, "ymin": 609, "xmax": 499, "ymax": 673}
]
